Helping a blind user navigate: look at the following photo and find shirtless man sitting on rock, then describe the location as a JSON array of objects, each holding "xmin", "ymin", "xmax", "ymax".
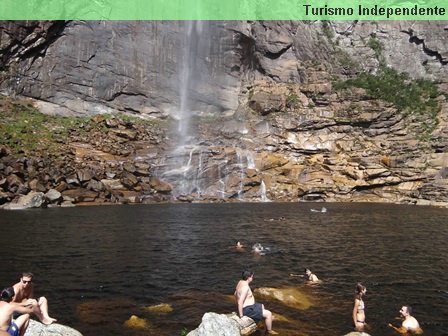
[
  {"xmin": 12, "ymin": 272, "xmax": 56, "ymax": 325},
  {"xmin": 234, "ymin": 270, "xmax": 278, "ymax": 335}
]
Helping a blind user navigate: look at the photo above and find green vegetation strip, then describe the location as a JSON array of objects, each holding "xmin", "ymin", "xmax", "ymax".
[{"xmin": 334, "ymin": 67, "xmax": 442, "ymax": 137}]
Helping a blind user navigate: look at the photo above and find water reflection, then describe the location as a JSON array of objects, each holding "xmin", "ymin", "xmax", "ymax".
[{"xmin": 0, "ymin": 203, "xmax": 447, "ymax": 335}]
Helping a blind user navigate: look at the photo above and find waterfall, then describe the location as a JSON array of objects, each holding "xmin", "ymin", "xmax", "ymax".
[
  {"xmin": 246, "ymin": 152, "xmax": 255, "ymax": 169},
  {"xmin": 177, "ymin": 21, "xmax": 204, "ymax": 147},
  {"xmin": 236, "ymin": 149, "xmax": 244, "ymax": 200},
  {"xmin": 156, "ymin": 21, "xmax": 211, "ymax": 199},
  {"xmin": 154, "ymin": 21, "xmax": 249, "ymax": 201},
  {"xmin": 260, "ymin": 180, "xmax": 270, "ymax": 202}
]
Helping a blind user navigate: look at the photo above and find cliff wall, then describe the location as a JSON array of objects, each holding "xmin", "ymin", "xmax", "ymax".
[{"xmin": 1, "ymin": 20, "xmax": 448, "ymax": 207}]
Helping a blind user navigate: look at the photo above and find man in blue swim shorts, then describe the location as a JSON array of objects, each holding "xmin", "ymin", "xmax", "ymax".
[
  {"xmin": 0, "ymin": 287, "xmax": 33, "ymax": 336},
  {"xmin": 234, "ymin": 270, "xmax": 278, "ymax": 334}
]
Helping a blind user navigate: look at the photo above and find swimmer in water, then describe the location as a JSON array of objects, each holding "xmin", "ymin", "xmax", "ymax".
[
  {"xmin": 252, "ymin": 243, "xmax": 270, "ymax": 255},
  {"xmin": 290, "ymin": 268, "xmax": 319, "ymax": 283},
  {"xmin": 388, "ymin": 305, "xmax": 423, "ymax": 334},
  {"xmin": 353, "ymin": 283, "xmax": 367, "ymax": 332},
  {"xmin": 252, "ymin": 243, "xmax": 263, "ymax": 253},
  {"xmin": 235, "ymin": 241, "xmax": 246, "ymax": 249}
]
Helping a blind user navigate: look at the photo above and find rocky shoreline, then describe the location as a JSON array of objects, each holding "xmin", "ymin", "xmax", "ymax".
[
  {"xmin": 0, "ymin": 97, "xmax": 174, "ymax": 209},
  {"xmin": 1, "ymin": 90, "xmax": 448, "ymax": 210}
]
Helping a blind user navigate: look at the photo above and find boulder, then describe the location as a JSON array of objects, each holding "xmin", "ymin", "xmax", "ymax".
[
  {"xmin": 45, "ymin": 189, "xmax": 62, "ymax": 202},
  {"xmin": 344, "ymin": 332, "xmax": 372, "ymax": 336},
  {"xmin": 25, "ymin": 319, "xmax": 83, "ymax": 336},
  {"xmin": 1, "ymin": 191, "xmax": 45, "ymax": 210},
  {"xmin": 187, "ymin": 312, "xmax": 256, "ymax": 336}
]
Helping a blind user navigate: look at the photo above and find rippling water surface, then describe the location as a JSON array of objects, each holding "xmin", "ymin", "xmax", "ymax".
[{"xmin": 1, "ymin": 203, "xmax": 447, "ymax": 336}]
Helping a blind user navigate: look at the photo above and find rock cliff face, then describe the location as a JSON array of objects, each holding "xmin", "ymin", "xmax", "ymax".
[
  {"xmin": 1, "ymin": 20, "xmax": 448, "ymax": 207},
  {"xmin": 0, "ymin": 21, "xmax": 241, "ymax": 117}
]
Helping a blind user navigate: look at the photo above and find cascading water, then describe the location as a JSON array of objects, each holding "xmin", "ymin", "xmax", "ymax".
[
  {"xmin": 177, "ymin": 21, "xmax": 202, "ymax": 146},
  {"xmin": 260, "ymin": 179, "xmax": 270, "ymax": 202},
  {"xmin": 155, "ymin": 21, "xmax": 258, "ymax": 201},
  {"xmin": 158, "ymin": 21, "xmax": 212, "ymax": 198}
]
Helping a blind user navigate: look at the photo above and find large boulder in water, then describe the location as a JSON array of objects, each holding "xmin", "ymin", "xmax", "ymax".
[
  {"xmin": 24, "ymin": 319, "xmax": 83, "ymax": 336},
  {"xmin": 344, "ymin": 332, "xmax": 372, "ymax": 336}
]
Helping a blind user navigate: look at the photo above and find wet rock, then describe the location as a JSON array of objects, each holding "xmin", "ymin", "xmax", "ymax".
[
  {"xmin": 123, "ymin": 315, "xmax": 150, "ymax": 330},
  {"xmin": 149, "ymin": 177, "xmax": 172, "ymax": 193},
  {"xmin": 254, "ymin": 287, "xmax": 312, "ymax": 310},
  {"xmin": 77, "ymin": 298, "xmax": 135, "ymax": 325},
  {"xmin": 143, "ymin": 303, "xmax": 173, "ymax": 313}
]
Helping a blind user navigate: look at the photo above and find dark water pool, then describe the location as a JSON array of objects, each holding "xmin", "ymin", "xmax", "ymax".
[{"xmin": 1, "ymin": 202, "xmax": 447, "ymax": 335}]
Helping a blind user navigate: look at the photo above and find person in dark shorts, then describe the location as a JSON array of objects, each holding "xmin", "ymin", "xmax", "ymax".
[
  {"xmin": 0, "ymin": 287, "xmax": 33, "ymax": 336},
  {"xmin": 234, "ymin": 270, "xmax": 277, "ymax": 334}
]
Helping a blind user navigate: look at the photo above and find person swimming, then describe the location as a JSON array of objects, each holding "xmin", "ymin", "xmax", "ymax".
[
  {"xmin": 235, "ymin": 241, "xmax": 247, "ymax": 251},
  {"xmin": 310, "ymin": 207, "xmax": 327, "ymax": 213},
  {"xmin": 252, "ymin": 243, "xmax": 270, "ymax": 255},
  {"xmin": 388, "ymin": 305, "xmax": 423, "ymax": 334},
  {"xmin": 290, "ymin": 268, "xmax": 320, "ymax": 283}
]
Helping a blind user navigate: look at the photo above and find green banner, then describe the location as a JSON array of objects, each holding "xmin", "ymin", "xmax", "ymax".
[{"xmin": 1, "ymin": 0, "xmax": 447, "ymax": 20}]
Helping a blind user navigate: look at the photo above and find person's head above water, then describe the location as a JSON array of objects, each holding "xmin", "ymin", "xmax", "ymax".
[{"xmin": 355, "ymin": 282, "xmax": 367, "ymax": 298}]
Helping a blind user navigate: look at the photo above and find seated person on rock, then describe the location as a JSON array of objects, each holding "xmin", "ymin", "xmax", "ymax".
[
  {"xmin": 0, "ymin": 287, "xmax": 33, "ymax": 336},
  {"xmin": 234, "ymin": 270, "xmax": 278, "ymax": 335},
  {"xmin": 388, "ymin": 305, "xmax": 423, "ymax": 334},
  {"xmin": 12, "ymin": 272, "xmax": 56, "ymax": 325}
]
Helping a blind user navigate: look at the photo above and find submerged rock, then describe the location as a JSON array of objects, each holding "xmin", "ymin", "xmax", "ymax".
[
  {"xmin": 143, "ymin": 303, "xmax": 173, "ymax": 313},
  {"xmin": 123, "ymin": 315, "xmax": 150, "ymax": 330},
  {"xmin": 254, "ymin": 287, "xmax": 312, "ymax": 310}
]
